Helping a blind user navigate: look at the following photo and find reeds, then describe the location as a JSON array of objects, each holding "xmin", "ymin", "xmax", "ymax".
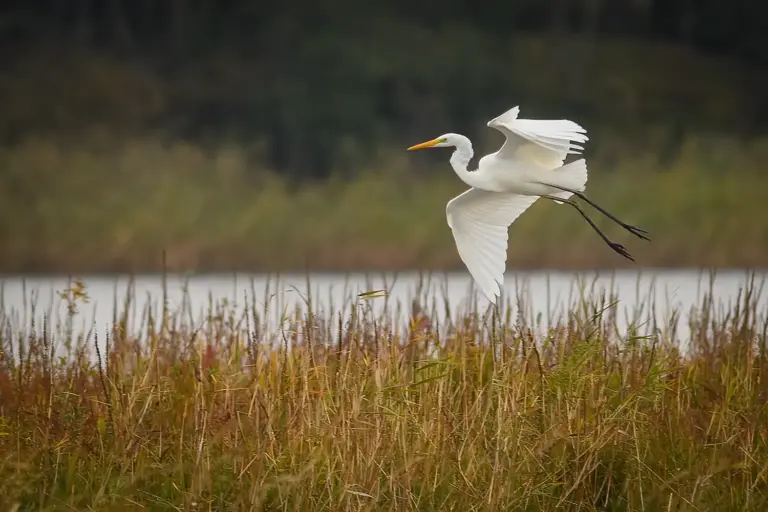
[{"xmin": 1, "ymin": 271, "xmax": 767, "ymax": 510}]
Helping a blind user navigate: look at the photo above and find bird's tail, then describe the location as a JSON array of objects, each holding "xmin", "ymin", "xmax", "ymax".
[{"xmin": 549, "ymin": 158, "xmax": 588, "ymax": 204}]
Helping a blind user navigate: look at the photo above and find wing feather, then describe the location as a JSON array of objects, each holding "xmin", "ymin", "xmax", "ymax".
[
  {"xmin": 446, "ymin": 188, "xmax": 540, "ymax": 303},
  {"xmin": 487, "ymin": 106, "xmax": 589, "ymax": 168}
]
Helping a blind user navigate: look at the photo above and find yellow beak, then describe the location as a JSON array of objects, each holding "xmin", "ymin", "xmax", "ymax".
[{"xmin": 407, "ymin": 138, "xmax": 440, "ymax": 151}]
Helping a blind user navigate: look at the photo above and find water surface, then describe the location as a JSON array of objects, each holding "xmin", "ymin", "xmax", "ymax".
[{"xmin": 1, "ymin": 269, "xmax": 765, "ymax": 359}]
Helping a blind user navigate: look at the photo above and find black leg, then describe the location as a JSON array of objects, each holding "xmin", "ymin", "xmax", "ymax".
[
  {"xmin": 543, "ymin": 195, "xmax": 635, "ymax": 262},
  {"xmin": 542, "ymin": 184, "xmax": 650, "ymax": 242}
]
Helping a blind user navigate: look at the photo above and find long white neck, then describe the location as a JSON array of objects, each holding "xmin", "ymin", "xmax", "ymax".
[{"xmin": 449, "ymin": 134, "xmax": 484, "ymax": 188}]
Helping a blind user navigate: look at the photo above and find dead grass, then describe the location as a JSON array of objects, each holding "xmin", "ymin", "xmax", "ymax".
[{"xmin": 1, "ymin": 272, "xmax": 767, "ymax": 510}]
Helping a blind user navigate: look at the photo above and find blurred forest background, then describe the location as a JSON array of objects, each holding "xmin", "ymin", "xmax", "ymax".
[{"xmin": 1, "ymin": 0, "xmax": 767, "ymax": 273}]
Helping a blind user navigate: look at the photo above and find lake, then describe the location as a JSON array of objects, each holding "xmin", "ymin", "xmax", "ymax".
[{"xmin": 1, "ymin": 269, "xmax": 765, "ymax": 359}]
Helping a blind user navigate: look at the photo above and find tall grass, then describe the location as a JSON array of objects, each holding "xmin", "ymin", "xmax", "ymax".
[{"xmin": 1, "ymin": 272, "xmax": 767, "ymax": 510}]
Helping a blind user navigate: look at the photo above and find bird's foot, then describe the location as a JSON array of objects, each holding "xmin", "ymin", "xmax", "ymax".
[
  {"xmin": 624, "ymin": 224, "xmax": 651, "ymax": 242},
  {"xmin": 609, "ymin": 242, "xmax": 635, "ymax": 262}
]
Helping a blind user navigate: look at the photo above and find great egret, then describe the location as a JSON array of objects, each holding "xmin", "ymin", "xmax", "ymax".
[{"xmin": 407, "ymin": 106, "xmax": 649, "ymax": 304}]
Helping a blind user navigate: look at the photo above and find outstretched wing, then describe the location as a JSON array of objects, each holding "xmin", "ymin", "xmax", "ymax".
[
  {"xmin": 487, "ymin": 106, "xmax": 588, "ymax": 169},
  {"xmin": 446, "ymin": 188, "xmax": 540, "ymax": 303}
]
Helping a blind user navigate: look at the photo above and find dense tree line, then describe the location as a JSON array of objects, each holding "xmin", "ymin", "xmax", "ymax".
[
  {"xmin": 1, "ymin": 0, "xmax": 766, "ymax": 179},
  {"xmin": 3, "ymin": 0, "xmax": 767, "ymax": 61}
]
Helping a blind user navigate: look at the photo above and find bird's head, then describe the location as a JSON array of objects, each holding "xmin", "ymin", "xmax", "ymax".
[{"xmin": 407, "ymin": 133, "xmax": 462, "ymax": 151}]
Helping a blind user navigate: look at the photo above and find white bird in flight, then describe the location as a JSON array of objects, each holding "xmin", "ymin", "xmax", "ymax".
[{"xmin": 407, "ymin": 106, "xmax": 650, "ymax": 304}]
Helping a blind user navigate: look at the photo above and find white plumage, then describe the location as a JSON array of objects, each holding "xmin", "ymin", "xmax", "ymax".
[
  {"xmin": 408, "ymin": 106, "xmax": 649, "ymax": 304},
  {"xmin": 446, "ymin": 189, "xmax": 539, "ymax": 301}
]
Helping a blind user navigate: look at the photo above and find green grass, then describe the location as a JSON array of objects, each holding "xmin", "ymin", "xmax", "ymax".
[
  {"xmin": 2, "ymin": 133, "xmax": 768, "ymax": 274},
  {"xmin": 1, "ymin": 273, "xmax": 767, "ymax": 510}
]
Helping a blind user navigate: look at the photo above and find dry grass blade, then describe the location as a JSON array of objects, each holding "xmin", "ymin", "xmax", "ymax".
[{"xmin": 0, "ymin": 272, "xmax": 767, "ymax": 510}]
